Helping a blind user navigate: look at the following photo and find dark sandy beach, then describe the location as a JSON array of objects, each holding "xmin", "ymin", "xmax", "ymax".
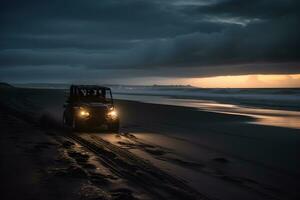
[{"xmin": 1, "ymin": 85, "xmax": 300, "ymax": 200}]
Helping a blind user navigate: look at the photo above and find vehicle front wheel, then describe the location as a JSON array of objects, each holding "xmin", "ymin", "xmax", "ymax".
[
  {"xmin": 108, "ymin": 120, "xmax": 119, "ymax": 132},
  {"xmin": 63, "ymin": 114, "xmax": 66, "ymax": 125},
  {"xmin": 72, "ymin": 117, "xmax": 79, "ymax": 131}
]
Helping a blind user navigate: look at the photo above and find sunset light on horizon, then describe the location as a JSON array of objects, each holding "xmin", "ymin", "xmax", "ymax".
[{"xmin": 181, "ymin": 74, "xmax": 300, "ymax": 88}]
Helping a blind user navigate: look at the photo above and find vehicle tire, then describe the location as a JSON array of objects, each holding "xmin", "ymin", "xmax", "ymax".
[
  {"xmin": 63, "ymin": 114, "xmax": 67, "ymax": 127},
  {"xmin": 62, "ymin": 115, "xmax": 67, "ymax": 128},
  {"xmin": 108, "ymin": 120, "xmax": 119, "ymax": 132},
  {"xmin": 72, "ymin": 117, "xmax": 78, "ymax": 131}
]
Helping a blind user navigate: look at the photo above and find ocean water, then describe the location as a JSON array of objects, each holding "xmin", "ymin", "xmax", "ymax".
[
  {"xmin": 111, "ymin": 86, "xmax": 300, "ymax": 129},
  {"xmin": 110, "ymin": 85, "xmax": 300, "ymax": 110}
]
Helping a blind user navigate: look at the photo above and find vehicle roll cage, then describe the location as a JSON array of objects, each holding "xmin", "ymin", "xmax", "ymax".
[{"xmin": 68, "ymin": 85, "xmax": 114, "ymax": 105}]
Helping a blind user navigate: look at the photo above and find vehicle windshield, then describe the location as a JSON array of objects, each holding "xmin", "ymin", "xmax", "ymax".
[{"xmin": 70, "ymin": 87, "xmax": 113, "ymax": 103}]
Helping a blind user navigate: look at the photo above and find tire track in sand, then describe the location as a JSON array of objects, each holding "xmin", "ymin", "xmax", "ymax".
[{"xmin": 65, "ymin": 132, "xmax": 216, "ymax": 200}]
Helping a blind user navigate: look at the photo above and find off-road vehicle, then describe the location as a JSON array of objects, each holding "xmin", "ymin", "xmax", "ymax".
[{"xmin": 63, "ymin": 85, "xmax": 119, "ymax": 132}]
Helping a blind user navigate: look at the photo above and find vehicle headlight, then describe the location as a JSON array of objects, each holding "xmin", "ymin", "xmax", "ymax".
[
  {"xmin": 107, "ymin": 109, "xmax": 118, "ymax": 119},
  {"xmin": 78, "ymin": 109, "xmax": 90, "ymax": 118}
]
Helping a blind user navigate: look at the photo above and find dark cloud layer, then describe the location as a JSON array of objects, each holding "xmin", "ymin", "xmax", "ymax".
[{"xmin": 0, "ymin": 0, "xmax": 300, "ymax": 83}]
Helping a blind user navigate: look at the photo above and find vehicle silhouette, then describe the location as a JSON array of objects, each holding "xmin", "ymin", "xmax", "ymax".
[{"xmin": 63, "ymin": 85, "xmax": 119, "ymax": 132}]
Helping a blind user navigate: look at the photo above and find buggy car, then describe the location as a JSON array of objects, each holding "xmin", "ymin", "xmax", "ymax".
[{"xmin": 63, "ymin": 85, "xmax": 119, "ymax": 132}]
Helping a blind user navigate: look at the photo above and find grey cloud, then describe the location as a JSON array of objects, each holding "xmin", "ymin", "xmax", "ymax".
[{"xmin": 0, "ymin": 0, "xmax": 300, "ymax": 83}]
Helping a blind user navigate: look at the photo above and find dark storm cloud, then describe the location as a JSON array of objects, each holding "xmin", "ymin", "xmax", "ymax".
[
  {"xmin": 0, "ymin": 0, "xmax": 300, "ymax": 82},
  {"xmin": 188, "ymin": 0, "xmax": 300, "ymax": 19}
]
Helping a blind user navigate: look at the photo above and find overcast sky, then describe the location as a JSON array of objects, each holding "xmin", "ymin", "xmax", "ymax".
[{"xmin": 0, "ymin": 0, "xmax": 300, "ymax": 84}]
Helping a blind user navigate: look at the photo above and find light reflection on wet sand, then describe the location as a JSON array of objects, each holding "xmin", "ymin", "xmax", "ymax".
[
  {"xmin": 170, "ymin": 99, "xmax": 300, "ymax": 129},
  {"xmin": 115, "ymin": 94, "xmax": 300, "ymax": 129}
]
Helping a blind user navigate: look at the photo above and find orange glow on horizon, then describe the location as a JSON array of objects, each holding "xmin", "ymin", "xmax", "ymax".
[{"xmin": 186, "ymin": 74, "xmax": 300, "ymax": 88}]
